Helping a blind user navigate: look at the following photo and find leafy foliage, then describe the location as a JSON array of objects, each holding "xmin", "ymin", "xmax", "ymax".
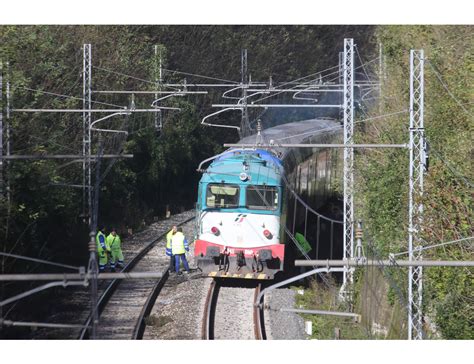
[{"xmin": 358, "ymin": 25, "xmax": 473, "ymax": 339}]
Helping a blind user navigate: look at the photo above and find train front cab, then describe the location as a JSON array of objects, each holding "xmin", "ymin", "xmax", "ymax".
[{"xmin": 195, "ymin": 180, "xmax": 285, "ymax": 280}]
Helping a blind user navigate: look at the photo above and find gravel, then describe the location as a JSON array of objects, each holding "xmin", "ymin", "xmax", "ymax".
[
  {"xmin": 31, "ymin": 210, "xmax": 195, "ymax": 339},
  {"xmin": 213, "ymin": 286, "xmax": 256, "ymax": 340},
  {"xmin": 264, "ymin": 288, "xmax": 307, "ymax": 340}
]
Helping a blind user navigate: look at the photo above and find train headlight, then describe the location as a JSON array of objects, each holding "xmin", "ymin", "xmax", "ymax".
[
  {"xmin": 211, "ymin": 226, "xmax": 220, "ymax": 236},
  {"xmin": 239, "ymin": 172, "xmax": 249, "ymax": 181},
  {"xmin": 263, "ymin": 229, "xmax": 273, "ymax": 239}
]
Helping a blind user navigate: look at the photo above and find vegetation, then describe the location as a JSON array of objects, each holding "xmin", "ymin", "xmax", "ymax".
[
  {"xmin": 0, "ymin": 26, "xmax": 374, "ymax": 331},
  {"xmin": 0, "ymin": 25, "xmax": 471, "ymax": 339},
  {"xmin": 357, "ymin": 25, "xmax": 473, "ymax": 339},
  {"xmin": 293, "ymin": 25, "xmax": 472, "ymax": 340}
]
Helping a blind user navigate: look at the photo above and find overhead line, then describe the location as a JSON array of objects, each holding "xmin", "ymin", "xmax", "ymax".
[
  {"xmin": 18, "ymin": 86, "xmax": 126, "ymax": 109},
  {"xmin": 162, "ymin": 68, "xmax": 239, "ymax": 84},
  {"xmin": 0, "ymin": 252, "xmax": 81, "ymax": 271},
  {"xmin": 426, "ymin": 60, "xmax": 471, "ymax": 116}
]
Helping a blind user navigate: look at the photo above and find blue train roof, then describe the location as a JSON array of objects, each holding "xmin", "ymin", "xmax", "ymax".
[{"xmin": 201, "ymin": 149, "xmax": 283, "ymax": 186}]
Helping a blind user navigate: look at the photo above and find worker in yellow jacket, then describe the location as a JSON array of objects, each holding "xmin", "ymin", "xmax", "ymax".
[
  {"xmin": 106, "ymin": 228, "xmax": 124, "ymax": 272},
  {"xmin": 166, "ymin": 225, "xmax": 177, "ymax": 270},
  {"xmin": 96, "ymin": 226, "xmax": 110, "ymax": 273},
  {"xmin": 171, "ymin": 227, "xmax": 190, "ymax": 275}
]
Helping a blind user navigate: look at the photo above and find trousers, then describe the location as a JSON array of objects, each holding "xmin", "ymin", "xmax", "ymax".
[{"xmin": 174, "ymin": 254, "xmax": 190, "ymax": 273}]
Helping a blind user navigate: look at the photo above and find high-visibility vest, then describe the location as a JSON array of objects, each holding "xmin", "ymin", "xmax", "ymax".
[
  {"xmin": 166, "ymin": 230, "xmax": 173, "ymax": 249},
  {"xmin": 171, "ymin": 232, "xmax": 187, "ymax": 255},
  {"xmin": 96, "ymin": 231, "xmax": 106, "ymax": 252},
  {"xmin": 107, "ymin": 234, "xmax": 121, "ymax": 251}
]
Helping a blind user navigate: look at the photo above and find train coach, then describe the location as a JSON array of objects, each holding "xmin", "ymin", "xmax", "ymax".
[{"xmin": 194, "ymin": 118, "xmax": 343, "ymax": 280}]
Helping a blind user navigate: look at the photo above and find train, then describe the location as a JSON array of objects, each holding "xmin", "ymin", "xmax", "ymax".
[{"xmin": 194, "ymin": 118, "xmax": 343, "ymax": 279}]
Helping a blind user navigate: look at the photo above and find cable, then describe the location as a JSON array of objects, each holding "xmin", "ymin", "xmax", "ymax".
[
  {"xmin": 253, "ymin": 57, "xmax": 379, "ymax": 104},
  {"xmin": 426, "ymin": 60, "xmax": 471, "ymax": 116},
  {"xmin": 0, "ymin": 252, "xmax": 81, "ymax": 271},
  {"xmin": 431, "ymin": 148, "xmax": 474, "ymax": 188},
  {"xmin": 92, "ymin": 65, "xmax": 156, "ymax": 86},
  {"xmin": 391, "ymin": 236, "xmax": 474, "ymax": 257},
  {"xmin": 323, "ymin": 58, "xmax": 380, "ymax": 85},
  {"xmin": 162, "ymin": 68, "xmax": 238, "ymax": 84},
  {"xmin": 275, "ymin": 110, "xmax": 408, "ymax": 141},
  {"xmin": 355, "ymin": 45, "xmax": 372, "ymax": 83},
  {"xmin": 271, "ymin": 63, "xmax": 341, "ymax": 90},
  {"xmin": 18, "ymin": 86, "xmax": 126, "ymax": 109}
]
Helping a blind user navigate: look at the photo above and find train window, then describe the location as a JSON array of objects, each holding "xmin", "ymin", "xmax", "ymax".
[
  {"xmin": 206, "ymin": 184, "xmax": 240, "ymax": 208},
  {"xmin": 246, "ymin": 186, "xmax": 279, "ymax": 210}
]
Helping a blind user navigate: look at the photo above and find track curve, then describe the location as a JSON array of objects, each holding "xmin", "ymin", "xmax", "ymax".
[
  {"xmin": 202, "ymin": 279, "xmax": 266, "ymax": 340},
  {"xmin": 79, "ymin": 211, "xmax": 195, "ymax": 339}
]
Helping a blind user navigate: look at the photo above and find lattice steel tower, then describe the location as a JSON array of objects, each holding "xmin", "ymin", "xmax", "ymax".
[
  {"xmin": 83, "ymin": 44, "xmax": 92, "ymax": 224},
  {"xmin": 408, "ymin": 49, "xmax": 425, "ymax": 340},
  {"xmin": 342, "ymin": 38, "xmax": 355, "ymax": 290}
]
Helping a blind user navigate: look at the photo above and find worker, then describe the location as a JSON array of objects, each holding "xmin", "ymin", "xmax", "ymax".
[
  {"xmin": 171, "ymin": 227, "xmax": 190, "ymax": 275},
  {"xmin": 166, "ymin": 225, "xmax": 177, "ymax": 270},
  {"xmin": 107, "ymin": 228, "xmax": 124, "ymax": 272},
  {"xmin": 96, "ymin": 226, "xmax": 110, "ymax": 273}
]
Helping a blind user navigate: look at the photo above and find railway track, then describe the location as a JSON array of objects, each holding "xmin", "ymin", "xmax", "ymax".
[
  {"xmin": 79, "ymin": 211, "xmax": 195, "ymax": 339},
  {"xmin": 201, "ymin": 279, "xmax": 266, "ymax": 340}
]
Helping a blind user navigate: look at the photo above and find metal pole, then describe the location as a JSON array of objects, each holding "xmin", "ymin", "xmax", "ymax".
[
  {"xmin": 154, "ymin": 45, "xmax": 162, "ymax": 132},
  {"xmin": 0, "ymin": 61, "xmax": 3, "ymax": 196},
  {"xmin": 0, "ymin": 281, "xmax": 86, "ymax": 307},
  {"xmin": 0, "ymin": 154, "xmax": 133, "ymax": 160},
  {"xmin": 83, "ymin": 44, "xmax": 92, "ymax": 224},
  {"xmin": 355, "ymin": 220, "xmax": 364, "ymax": 259},
  {"xmin": 408, "ymin": 49, "xmax": 425, "ymax": 340},
  {"xmin": 294, "ymin": 259, "xmax": 474, "ymax": 267},
  {"xmin": 241, "ymin": 49, "xmax": 249, "ymax": 137},
  {"xmin": 212, "ymin": 104, "xmax": 342, "ymax": 108},
  {"xmin": 292, "ymin": 196, "xmax": 297, "ymax": 235},
  {"xmin": 88, "ymin": 137, "xmax": 104, "ymax": 340},
  {"xmin": 316, "ymin": 216, "xmax": 320, "ymax": 259},
  {"xmin": 255, "ymin": 267, "xmax": 346, "ymax": 308},
  {"xmin": 12, "ymin": 108, "xmax": 174, "ymax": 112},
  {"xmin": 0, "ymin": 319, "xmax": 88, "ymax": 329},
  {"xmin": 379, "ymin": 43, "xmax": 383, "ymax": 114},
  {"xmin": 92, "ymin": 90, "xmax": 208, "ymax": 95},
  {"xmin": 269, "ymin": 307, "xmax": 361, "ymax": 320},
  {"xmin": 224, "ymin": 143, "xmax": 407, "ymax": 149},
  {"xmin": 342, "ymin": 38, "xmax": 355, "ymax": 294},
  {"xmin": 0, "ymin": 272, "xmax": 165, "ymax": 281},
  {"xmin": 5, "ymin": 61, "xmax": 10, "ymax": 207},
  {"xmin": 303, "ymin": 206, "xmax": 308, "ymax": 238}
]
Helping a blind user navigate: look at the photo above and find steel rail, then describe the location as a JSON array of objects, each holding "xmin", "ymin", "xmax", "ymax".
[
  {"xmin": 78, "ymin": 215, "xmax": 195, "ymax": 339},
  {"xmin": 201, "ymin": 280, "xmax": 266, "ymax": 340},
  {"xmin": 253, "ymin": 284, "xmax": 266, "ymax": 340},
  {"xmin": 132, "ymin": 269, "xmax": 170, "ymax": 340},
  {"xmin": 201, "ymin": 279, "xmax": 220, "ymax": 340}
]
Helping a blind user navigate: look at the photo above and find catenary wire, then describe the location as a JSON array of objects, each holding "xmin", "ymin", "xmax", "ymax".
[
  {"xmin": 18, "ymin": 86, "xmax": 126, "ymax": 109},
  {"xmin": 275, "ymin": 110, "xmax": 408, "ymax": 141},
  {"xmin": 392, "ymin": 236, "xmax": 474, "ymax": 257},
  {"xmin": 0, "ymin": 252, "xmax": 81, "ymax": 271},
  {"xmin": 426, "ymin": 60, "xmax": 471, "ymax": 116},
  {"xmin": 162, "ymin": 68, "xmax": 238, "ymax": 84}
]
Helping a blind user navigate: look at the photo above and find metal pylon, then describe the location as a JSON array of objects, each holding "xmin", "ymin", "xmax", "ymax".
[
  {"xmin": 408, "ymin": 49, "xmax": 425, "ymax": 340},
  {"xmin": 241, "ymin": 49, "xmax": 250, "ymax": 137},
  {"xmin": 83, "ymin": 44, "xmax": 92, "ymax": 224},
  {"xmin": 154, "ymin": 45, "xmax": 163, "ymax": 132},
  {"xmin": 1, "ymin": 61, "xmax": 3, "ymax": 196},
  {"xmin": 342, "ymin": 38, "xmax": 355, "ymax": 293}
]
